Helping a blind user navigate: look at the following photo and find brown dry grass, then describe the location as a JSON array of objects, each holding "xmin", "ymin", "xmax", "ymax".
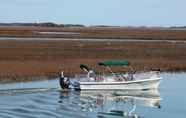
[{"xmin": 0, "ymin": 39, "xmax": 185, "ymax": 82}]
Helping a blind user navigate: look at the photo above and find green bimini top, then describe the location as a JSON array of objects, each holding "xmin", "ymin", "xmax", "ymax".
[{"xmin": 98, "ymin": 60, "xmax": 129, "ymax": 67}]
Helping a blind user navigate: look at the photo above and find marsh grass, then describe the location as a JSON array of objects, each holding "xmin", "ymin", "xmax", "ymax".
[{"xmin": 0, "ymin": 39, "xmax": 185, "ymax": 82}]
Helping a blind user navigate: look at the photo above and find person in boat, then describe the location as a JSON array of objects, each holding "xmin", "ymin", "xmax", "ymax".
[
  {"xmin": 87, "ymin": 70, "xmax": 96, "ymax": 81},
  {"xmin": 80, "ymin": 64, "xmax": 101, "ymax": 81},
  {"xmin": 128, "ymin": 66, "xmax": 136, "ymax": 81}
]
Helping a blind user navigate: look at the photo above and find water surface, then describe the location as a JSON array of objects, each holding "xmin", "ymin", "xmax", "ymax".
[
  {"xmin": 0, "ymin": 73, "xmax": 185, "ymax": 118},
  {"xmin": 1, "ymin": 37, "xmax": 186, "ymax": 44}
]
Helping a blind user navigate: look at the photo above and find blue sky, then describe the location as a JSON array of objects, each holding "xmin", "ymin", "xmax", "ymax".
[{"xmin": 0, "ymin": 0, "xmax": 185, "ymax": 26}]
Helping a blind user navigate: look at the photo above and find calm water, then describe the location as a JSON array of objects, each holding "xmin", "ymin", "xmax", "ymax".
[{"xmin": 0, "ymin": 73, "xmax": 185, "ymax": 118}]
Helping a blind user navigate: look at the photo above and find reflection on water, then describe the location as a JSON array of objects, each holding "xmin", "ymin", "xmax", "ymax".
[
  {"xmin": 59, "ymin": 89, "xmax": 161, "ymax": 118},
  {"xmin": 0, "ymin": 73, "xmax": 186, "ymax": 118}
]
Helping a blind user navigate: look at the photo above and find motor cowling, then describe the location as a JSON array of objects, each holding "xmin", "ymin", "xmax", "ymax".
[{"xmin": 60, "ymin": 77, "xmax": 70, "ymax": 89}]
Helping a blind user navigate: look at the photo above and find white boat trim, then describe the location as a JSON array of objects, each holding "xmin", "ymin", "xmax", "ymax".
[{"xmin": 80, "ymin": 77, "xmax": 162, "ymax": 85}]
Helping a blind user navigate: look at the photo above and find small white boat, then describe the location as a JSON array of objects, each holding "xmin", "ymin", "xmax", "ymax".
[{"xmin": 59, "ymin": 60, "xmax": 162, "ymax": 90}]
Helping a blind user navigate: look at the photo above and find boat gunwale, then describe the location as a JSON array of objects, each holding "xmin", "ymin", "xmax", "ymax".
[{"xmin": 79, "ymin": 77, "xmax": 162, "ymax": 85}]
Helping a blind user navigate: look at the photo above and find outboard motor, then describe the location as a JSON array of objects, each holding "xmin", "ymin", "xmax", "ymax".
[{"xmin": 59, "ymin": 71, "xmax": 70, "ymax": 89}]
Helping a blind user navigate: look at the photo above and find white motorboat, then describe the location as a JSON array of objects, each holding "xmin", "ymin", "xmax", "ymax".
[{"xmin": 59, "ymin": 60, "xmax": 162, "ymax": 90}]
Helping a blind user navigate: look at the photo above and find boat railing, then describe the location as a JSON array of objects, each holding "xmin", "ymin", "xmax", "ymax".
[{"xmin": 74, "ymin": 70, "xmax": 160, "ymax": 82}]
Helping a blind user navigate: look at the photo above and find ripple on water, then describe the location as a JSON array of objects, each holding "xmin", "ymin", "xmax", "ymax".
[{"xmin": 0, "ymin": 85, "xmax": 161, "ymax": 118}]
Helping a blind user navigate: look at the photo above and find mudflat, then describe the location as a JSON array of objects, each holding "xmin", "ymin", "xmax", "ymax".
[{"xmin": 1, "ymin": 26, "xmax": 186, "ymax": 40}]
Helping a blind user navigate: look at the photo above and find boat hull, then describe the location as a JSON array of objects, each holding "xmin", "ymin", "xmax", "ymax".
[{"xmin": 79, "ymin": 78, "xmax": 161, "ymax": 90}]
